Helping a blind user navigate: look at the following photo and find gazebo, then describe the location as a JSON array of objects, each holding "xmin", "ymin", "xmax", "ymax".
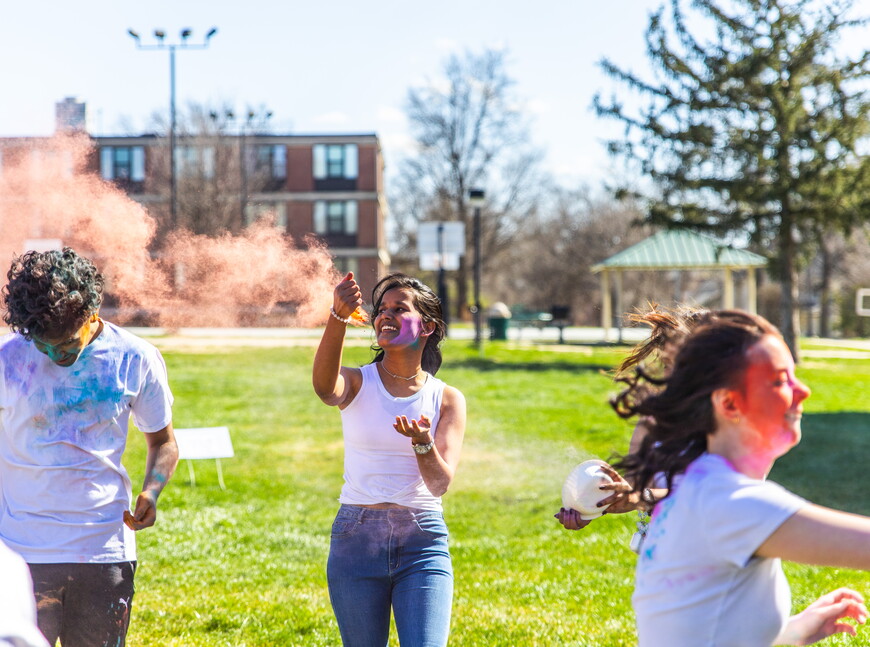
[{"xmin": 591, "ymin": 230, "xmax": 768, "ymax": 341}]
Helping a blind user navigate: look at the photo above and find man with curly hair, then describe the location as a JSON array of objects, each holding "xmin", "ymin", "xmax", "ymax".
[{"xmin": 0, "ymin": 247, "xmax": 178, "ymax": 646}]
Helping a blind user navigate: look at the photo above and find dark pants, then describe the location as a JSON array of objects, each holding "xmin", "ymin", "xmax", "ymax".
[{"xmin": 28, "ymin": 562, "xmax": 137, "ymax": 647}]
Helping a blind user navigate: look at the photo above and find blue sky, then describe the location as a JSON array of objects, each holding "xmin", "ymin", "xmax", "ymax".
[
  {"xmin": 8, "ymin": 0, "xmax": 863, "ymax": 189},
  {"xmin": 0, "ymin": 0, "xmax": 671, "ymax": 187}
]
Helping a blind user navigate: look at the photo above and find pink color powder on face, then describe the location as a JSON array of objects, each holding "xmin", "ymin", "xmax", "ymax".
[{"xmin": 392, "ymin": 316, "xmax": 424, "ymax": 346}]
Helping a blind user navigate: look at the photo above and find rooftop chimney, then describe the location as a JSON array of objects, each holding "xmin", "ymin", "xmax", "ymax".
[{"xmin": 55, "ymin": 97, "xmax": 87, "ymax": 134}]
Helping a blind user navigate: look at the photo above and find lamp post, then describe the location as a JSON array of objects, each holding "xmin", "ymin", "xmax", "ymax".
[
  {"xmin": 437, "ymin": 223, "xmax": 449, "ymax": 327},
  {"xmin": 468, "ymin": 189, "xmax": 485, "ymax": 346},
  {"xmin": 128, "ymin": 27, "xmax": 218, "ymax": 229}
]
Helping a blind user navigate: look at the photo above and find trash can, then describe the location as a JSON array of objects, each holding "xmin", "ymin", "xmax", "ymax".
[{"xmin": 487, "ymin": 302, "xmax": 512, "ymax": 341}]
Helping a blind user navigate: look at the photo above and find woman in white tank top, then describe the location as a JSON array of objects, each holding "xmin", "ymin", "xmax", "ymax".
[{"xmin": 313, "ymin": 272, "xmax": 467, "ymax": 647}]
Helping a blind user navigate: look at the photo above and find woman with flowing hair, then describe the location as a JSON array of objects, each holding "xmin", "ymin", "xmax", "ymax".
[{"xmin": 613, "ymin": 310, "xmax": 869, "ymax": 646}]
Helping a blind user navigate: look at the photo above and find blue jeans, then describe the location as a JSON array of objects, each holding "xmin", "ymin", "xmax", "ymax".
[{"xmin": 327, "ymin": 505, "xmax": 453, "ymax": 647}]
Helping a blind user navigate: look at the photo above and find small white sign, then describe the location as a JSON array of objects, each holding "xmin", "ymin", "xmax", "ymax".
[
  {"xmin": 417, "ymin": 222, "xmax": 466, "ymax": 255},
  {"xmin": 419, "ymin": 252, "xmax": 461, "ymax": 271},
  {"xmin": 174, "ymin": 427, "xmax": 234, "ymax": 460},
  {"xmin": 856, "ymin": 288, "xmax": 870, "ymax": 316}
]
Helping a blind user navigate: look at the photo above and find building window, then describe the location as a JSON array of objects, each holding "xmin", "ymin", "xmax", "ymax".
[
  {"xmin": 314, "ymin": 200, "xmax": 357, "ymax": 235},
  {"xmin": 334, "ymin": 257, "xmax": 359, "ymax": 276},
  {"xmin": 254, "ymin": 145, "xmax": 287, "ymax": 180},
  {"xmin": 245, "ymin": 202, "xmax": 287, "ymax": 229},
  {"xmin": 312, "ymin": 144, "xmax": 358, "ymax": 190},
  {"xmin": 176, "ymin": 145, "xmax": 215, "ymax": 179},
  {"xmin": 100, "ymin": 146, "xmax": 145, "ymax": 185}
]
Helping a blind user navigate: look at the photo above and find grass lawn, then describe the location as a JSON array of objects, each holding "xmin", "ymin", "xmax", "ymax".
[{"xmin": 122, "ymin": 337, "xmax": 870, "ymax": 646}]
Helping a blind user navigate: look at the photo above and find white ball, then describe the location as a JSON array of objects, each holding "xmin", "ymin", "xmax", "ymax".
[{"xmin": 561, "ymin": 459, "xmax": 614, "ymax": 520}]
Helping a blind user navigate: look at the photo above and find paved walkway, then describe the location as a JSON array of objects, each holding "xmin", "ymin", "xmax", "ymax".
[
  {"xmin": 127, "ymin": 324, "xmax": 651, "ymax": 351},
  {"xmin": 128, "ymin": 327, "xmax": 870, "ymax": 359},
  {"xmin": 5, "ymin": 324, "xmax": 870, "ymax": 357}
]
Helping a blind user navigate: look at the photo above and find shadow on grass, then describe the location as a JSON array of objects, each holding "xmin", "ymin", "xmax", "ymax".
[
  {"xmin": 772, "ymin": 412, "xmax": 870, "ymax": 516},
  {"xmin": 450, "ymin": 356, "xmax": 614, "ymax": 374}
]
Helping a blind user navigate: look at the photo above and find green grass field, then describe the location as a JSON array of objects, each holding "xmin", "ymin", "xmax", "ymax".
[{"xmin": 122, "ymin": 337, "xmax": 870, "ymax": 646}]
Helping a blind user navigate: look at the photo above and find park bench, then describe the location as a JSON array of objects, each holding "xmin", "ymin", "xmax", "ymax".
[{"xmin": 510, "ymin": 305, "xmax": 572, "ymax": 343}]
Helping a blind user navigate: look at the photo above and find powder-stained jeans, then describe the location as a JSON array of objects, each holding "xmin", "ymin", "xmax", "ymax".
[
  {"xmin": 29, "ymin": 561, "xmax": 136, "ymax": 647},
  {"xmin": 327, "ymin": 505, "xmax": 453, "ymax": 647}
]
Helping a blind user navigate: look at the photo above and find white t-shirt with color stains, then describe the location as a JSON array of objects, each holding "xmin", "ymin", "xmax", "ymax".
[
  {"xmin": 0, "ymin": 322, "xmax": 173, "ymax": 563},
  {"xmin": 633, "ymin": 453, "xmax": 807, "ymax": 647}
]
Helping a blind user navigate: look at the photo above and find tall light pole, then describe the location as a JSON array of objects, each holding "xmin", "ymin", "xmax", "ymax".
[
  {"xmin": 128, "ymin": 27, "xmax": 218, "ymax": 229},
  {"xmin": 469, "ymin": 189, "xmax": 485, "ymax": 346},
  {"xmin": 437, "ymin": 223, "xmax": 449, "ymax": 328}
]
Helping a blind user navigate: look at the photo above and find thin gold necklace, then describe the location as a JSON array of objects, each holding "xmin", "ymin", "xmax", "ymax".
[{"xmin": 379, "ymin": 362, "xmax": 420, "ymax": 381}]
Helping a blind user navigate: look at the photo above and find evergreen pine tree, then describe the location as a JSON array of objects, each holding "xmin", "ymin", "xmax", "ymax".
[{"xmin": 596, "ymin": 0, "xmax": 870, "ymax": 357}]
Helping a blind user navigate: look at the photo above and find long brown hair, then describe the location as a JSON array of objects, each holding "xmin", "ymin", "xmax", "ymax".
[
  {"xmin": 613, "ymin": 310, "xmax": 780, "ymax": 495},
  {"xmin": 615, "ymin": 303, "xmax": 708, "ymax": 378}
]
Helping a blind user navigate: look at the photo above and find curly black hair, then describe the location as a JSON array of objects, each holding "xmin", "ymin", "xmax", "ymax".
[{"xmin": 2, "ymin": 247, "xmax": 104, "ymax": 340}]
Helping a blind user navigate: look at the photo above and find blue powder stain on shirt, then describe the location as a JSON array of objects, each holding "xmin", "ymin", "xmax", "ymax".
[{"xmin": 11, "ymin": 343, "xmax": 135, "ymax": 463}]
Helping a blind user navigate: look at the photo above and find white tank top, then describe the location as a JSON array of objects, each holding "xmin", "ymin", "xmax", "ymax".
[{"xmin": 338, "ymin": 362, "xmax": 446, "ymax": 511}]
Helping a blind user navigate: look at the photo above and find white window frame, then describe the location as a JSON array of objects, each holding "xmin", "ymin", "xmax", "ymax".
[{"xmin": 312, "ymin": 144, "xmax": 358, "ymax": 180}]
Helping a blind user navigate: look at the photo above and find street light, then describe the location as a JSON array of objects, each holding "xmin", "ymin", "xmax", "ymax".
[
  {"xmin": 128, "ymin": 26, "xmax": 218, "ymax": 229},
  {"xmin": 469, "ymin": 188, "xmax": 485, "ymax": 346}
]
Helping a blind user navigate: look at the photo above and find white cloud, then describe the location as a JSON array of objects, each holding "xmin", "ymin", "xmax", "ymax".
[
  {"xmin": 527, "ymin": 98, "xmax": 549, "ymax": 116},
  {"xmin": 379, "ymin": 131, "xmax": 417, "ymax": 158},
  {"xmin": 311, "ymin": 111, "xmax": 350, "ymax": 126},
  {"xmin": 376, "ymin": 105, "xmax": 406, "ymax": 124},
  {"xmin": 434, "ymin": 38, "xmax": 460, "ymax": 54}
]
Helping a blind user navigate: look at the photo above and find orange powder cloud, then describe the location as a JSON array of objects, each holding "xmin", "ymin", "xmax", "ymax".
[{"xmin": 0, "ymin": 136, "xmax": 341, "ymax": 327}]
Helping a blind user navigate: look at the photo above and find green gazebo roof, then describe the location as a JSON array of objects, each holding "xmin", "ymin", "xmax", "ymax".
[{"xmin": 591, "ymin": 230, "xmax": 767, "ymax": 273}]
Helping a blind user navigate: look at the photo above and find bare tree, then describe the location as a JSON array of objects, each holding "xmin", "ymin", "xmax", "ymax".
[
  {"xmin": 392, "ymin": 48, "xmax": 547, "ymax": 319},
  {"xmin": 145, "ymin": 101, "xmax": 276, "ymax": 238},
  {"xmin": 490, "ymin": 188, "xmax": 674, "ymax": 324},
  {"xmin": 829, "ymin": 226, "xmax": 870, "ymax": 337}
]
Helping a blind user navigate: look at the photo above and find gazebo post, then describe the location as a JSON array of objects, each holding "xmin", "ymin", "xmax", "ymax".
[
  {"xmin": 601, "ymin": 270, "xmax": 612, "ymax": 342},
  {"xmin": 615, "ymin": 270, "xmax": 624, "ymax": 344},
  {"xmin": 748, "ymin": 267, "xmax": 758, "ymax": 314},
  {"xmin": 723, "ymin": 268, "xmax": 734, "ymax": 309}
]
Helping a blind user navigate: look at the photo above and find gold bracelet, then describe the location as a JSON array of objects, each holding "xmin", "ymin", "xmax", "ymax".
[{"xmin": 330, "ymin": 307, "xmax": 351, "ymax": 324}]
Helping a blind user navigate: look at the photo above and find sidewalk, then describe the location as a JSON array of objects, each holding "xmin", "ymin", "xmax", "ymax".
[{"xmin": 126, "ymin": 324, "xmax": 651, "ymax": 351}]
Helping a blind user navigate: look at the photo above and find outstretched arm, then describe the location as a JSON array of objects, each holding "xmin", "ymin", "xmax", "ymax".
[
  {"xmin": 756, "ymin": 504, "xmax": 870, "ymax": 569},
  {"xmin": 313, "ymin": 272, "xmax": 363, "ymax": 407},
  {"xmin": 125, "ymin": 424, "xmax": 178, "ymax": 531}
]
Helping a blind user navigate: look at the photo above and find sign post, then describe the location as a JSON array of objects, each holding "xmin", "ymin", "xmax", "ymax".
[{"xmin": 417, "ymin": 222, "xmax": 465, "ymax": 326}]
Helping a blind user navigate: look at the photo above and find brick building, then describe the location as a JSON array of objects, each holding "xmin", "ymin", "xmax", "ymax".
[
  {"xmin": 0, "ymin": 102, "xmax": 390, "ymax": 300},
  {"xmin": 94, "ymin": 131, "xmax": 390, "ymax": 297}
]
